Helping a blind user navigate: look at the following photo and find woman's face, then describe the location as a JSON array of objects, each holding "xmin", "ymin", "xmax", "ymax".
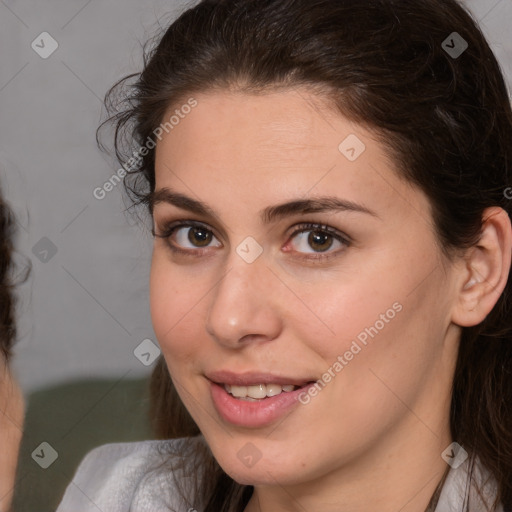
[{"xmin": 150, "ymin": 88, "xmax": 460, "ymax": 488}]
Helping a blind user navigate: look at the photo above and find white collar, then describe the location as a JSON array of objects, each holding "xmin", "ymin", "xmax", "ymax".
[{"xmin": 435, "ymin": 456, "xmax": 503, "ymax": 512}]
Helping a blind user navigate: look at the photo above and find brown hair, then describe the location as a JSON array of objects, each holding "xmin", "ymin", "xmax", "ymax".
[
  {"xmin": 0, "ymin": 190, "xmax": 19, "ymax": 364},
  {"xmin": 99, "ymin": 0, "xmax": 512, "ymax": 510}
]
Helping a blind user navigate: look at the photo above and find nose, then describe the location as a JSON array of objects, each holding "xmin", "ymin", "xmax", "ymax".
[{"xmin": 205, "ymin": 252, "xmax": 283, "ymax": 349}]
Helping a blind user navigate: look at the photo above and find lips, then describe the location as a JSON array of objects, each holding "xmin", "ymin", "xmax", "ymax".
[
  {"xmin": 206, "ymin": 370, "xmax": 317, "ymax": 427},
  {"xmin": 205, "ymin": 369, "xmax": 314, "ymax": 387},
  {"xmin": 209, "ymin": 380, "xmax": 316, "ymax": 427}
]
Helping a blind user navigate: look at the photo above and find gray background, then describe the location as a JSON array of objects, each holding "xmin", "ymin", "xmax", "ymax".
[{"xmin": 0, "ymin": 0, "xmax": 511, "ymax": 393}]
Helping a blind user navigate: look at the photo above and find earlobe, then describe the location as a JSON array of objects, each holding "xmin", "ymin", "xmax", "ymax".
[{"xmin": 452, "ymin": 207, "xmax": 512, "ymax": 327}]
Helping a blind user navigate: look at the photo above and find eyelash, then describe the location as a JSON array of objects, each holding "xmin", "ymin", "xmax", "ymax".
[{"xmin": 152, "ymin": 221, "xmax": 351, "ymax": 262}]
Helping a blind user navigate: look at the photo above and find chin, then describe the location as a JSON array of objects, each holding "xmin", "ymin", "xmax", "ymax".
[{"xmin": 211, "ymin": 449, "xmax": 306, "ymax": 487}]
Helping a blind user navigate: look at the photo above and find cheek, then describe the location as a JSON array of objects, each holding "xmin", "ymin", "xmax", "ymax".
[
  {"xmin": 149, "ymin": 254, "xmax": 206, "ymax": 364},
  {"xmin": 297, "ymin": 267, "xmax": 403, "ymax": 364},
  {"xmin": 322, "ymin": 282, "xmax": 446, "ymax": 427},
  {"xmin": 308, "ymin": 252, "xmax": 445, "ymax": 402}
]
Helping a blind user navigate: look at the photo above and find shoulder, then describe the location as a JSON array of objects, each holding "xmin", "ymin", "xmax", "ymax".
[
  {"xmin": 436, "ymin": 455, "xmax": 505, "ymax": 512},
  {"xmin": 56, "ymin": 437, "xmax": 205, "ymax": 512}
]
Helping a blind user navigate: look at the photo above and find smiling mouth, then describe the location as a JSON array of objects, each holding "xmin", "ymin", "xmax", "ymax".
[
  {"xmin": 210, "ymin": 378, "xmax": 317, "ymax": 427},
  {"xmin": 223, "ymin": 382, "xmax": 312, "ymax": 401}
]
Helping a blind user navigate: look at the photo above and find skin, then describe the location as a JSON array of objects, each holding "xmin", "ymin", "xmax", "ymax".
[
  {"xmin": 149, "ymin": 88, "xmax": 511, "ymax": 512},
  {"xmin": 0, "ymin": 363, "xmax": 24, "ymax": 512}
]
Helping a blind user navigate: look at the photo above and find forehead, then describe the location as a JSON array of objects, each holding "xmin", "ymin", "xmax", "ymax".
[
  {"xmin": 164, "ymin": 91, "xmax": 324, "ymax": 154},
  {"xmin": 153, "ymin": 88, "xmax": 425, "ymax": 224}
]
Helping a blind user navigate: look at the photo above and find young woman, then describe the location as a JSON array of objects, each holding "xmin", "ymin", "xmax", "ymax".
[
  {"xmin": 57, "ymin": 0, "xmax": 512, "ymax": 511},
  {"xmin": 0, "ymin": 190, "xmax": 25, "ymax": 512}
]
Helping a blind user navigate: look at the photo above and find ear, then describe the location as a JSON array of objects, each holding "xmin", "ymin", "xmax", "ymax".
[{"xmin": 451, "ymin": 207, "xmax": 512, "ymax": 327}]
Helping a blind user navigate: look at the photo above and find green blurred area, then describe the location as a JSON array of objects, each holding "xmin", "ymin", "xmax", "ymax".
[{"xmin": 13, "ymin": 377, "xmax": 153, "ymax": 512}]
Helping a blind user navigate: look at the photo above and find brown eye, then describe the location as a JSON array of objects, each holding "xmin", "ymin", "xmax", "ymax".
[
  {"xmin": 307, "ymin": 231, "xmax": 333, "ymax": 252},
  {"xmin": 290, "ymin": 227, "xmax": 344, "ymax": 255},
  {"xmin": 188, "ymin": 226, "xmax": 213, "ymax": 247},
  {"xmin": 166, "ymin": 223, "xmax": 222, "ymax": 251}
]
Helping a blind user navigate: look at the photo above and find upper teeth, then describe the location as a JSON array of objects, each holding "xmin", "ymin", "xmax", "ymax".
[{"xmin": 225, "ymin": 383, "xmax": 298, "ymax": 399}]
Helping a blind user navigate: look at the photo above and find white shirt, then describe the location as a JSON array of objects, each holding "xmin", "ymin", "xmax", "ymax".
[{"xmin": 56, "ymin": 436, "xmax": 504, "ymax": 512}]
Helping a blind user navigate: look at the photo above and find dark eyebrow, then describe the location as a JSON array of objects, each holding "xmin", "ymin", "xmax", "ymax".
[
  {"xmin": 149, "ymin": 187, "xmax": 379, "ymax": 223},
  {"xmin": 261, "ymin": 197, "xmax": 379, "ymax": 223},
  {"xmin": 149, "ymin": 188, "xmax": 219, "ymax": 219}
]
